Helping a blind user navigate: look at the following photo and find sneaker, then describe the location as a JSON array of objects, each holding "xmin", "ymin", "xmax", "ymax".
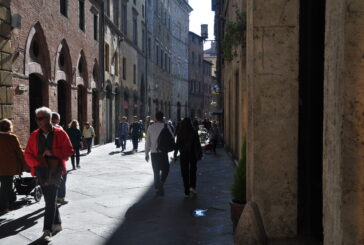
[
  {"xmin": 52, "ymin": 224, "xmax": 62, "ymax": 234},
  {"xmin": 41, "ymin": 230, "xmax": 52, "ymax": 242},
  {"xmin": 77, "ymin": 165, "xmax": 81, "ymax": 169},
  {"xmin": 189, "ymin": 187, "xmax": 198, "ymax": 195},
  {"xmin": 57, "ymin": 198, "xmax": 69, "ymax": 205}
]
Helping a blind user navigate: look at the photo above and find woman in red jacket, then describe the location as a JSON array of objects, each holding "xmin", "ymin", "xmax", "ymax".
[{"xmin": 24, "ymin": 107, "xmax": 73, "ymax": 242}]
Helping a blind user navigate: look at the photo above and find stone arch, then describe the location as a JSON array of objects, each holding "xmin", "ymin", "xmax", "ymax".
[
  {"xmin": 76, "ymin": 50, "xmax": 88, "ymax": 88},
  {"xmin": 25, "ymin": 22, "xmax": 51, "ymax": 80},
  {"xmin": 55, "ymin": 39, "xmax": 72, "ymax": 84}
]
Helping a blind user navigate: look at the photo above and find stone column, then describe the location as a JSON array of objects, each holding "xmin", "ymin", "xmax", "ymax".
[
  {"xmin": 323, "ymin": 0, "xmax": 364, "ymax": 244},
  {"xmin": 245, "ymin": 0, "xmax": 300, "ymax": 238},
  {"xmin": 0, "ymin": 0, "xmax": 12, "ymax": 119}
]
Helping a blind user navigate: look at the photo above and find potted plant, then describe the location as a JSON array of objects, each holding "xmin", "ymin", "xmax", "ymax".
[{"xmin": 230, "ymin": 138, "xmax": 247, "ymax": 232}]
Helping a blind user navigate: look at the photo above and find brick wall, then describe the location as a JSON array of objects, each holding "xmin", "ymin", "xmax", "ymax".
[{"xmin": 0, "ymin": 0, "xmax": 12, "ymax": 119}]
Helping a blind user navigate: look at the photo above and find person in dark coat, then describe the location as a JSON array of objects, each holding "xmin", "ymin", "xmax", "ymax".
[
  {"xmin": 0, "ymin": 119, "xmax": 25, "ymax": 214},
  {"xmin": 174, "ymin": 118, "xmax": 202, "ymax": 198},
  {"xmin": 130, "ymin": 116, "xmax": 142, "ymax": 152},
  {"xmin": 66, "ymin": 120, "xmax": 82, "ymax": 169}
]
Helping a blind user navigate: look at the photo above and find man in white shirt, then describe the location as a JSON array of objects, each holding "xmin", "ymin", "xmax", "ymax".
[{"xmin": 145, "ymin": 111, "xmax": 174, "ymax": 196}]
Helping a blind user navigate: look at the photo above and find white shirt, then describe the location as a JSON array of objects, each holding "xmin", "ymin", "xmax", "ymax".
[{"xmin": 145, "ymin": 122, "xmax": 174, "ymax": 155}]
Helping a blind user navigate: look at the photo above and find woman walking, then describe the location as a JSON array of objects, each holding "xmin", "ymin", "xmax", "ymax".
[
  {"xmin": 174, "ymin": 118, "xmax": 202, "ymax": 198},
  {"xmin": 67, "ymin": 120, "xmax": 82, "ymax": 169},
  {"xmin": 0, "ymin": 119, "xmax": 25, "ymax": 214},
  {"xmin": 82, "ymin": 122, "xmax": 95, "ymax": 154}
]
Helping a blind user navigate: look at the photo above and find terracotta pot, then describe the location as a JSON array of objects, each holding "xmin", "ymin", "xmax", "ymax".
[{"xmin": 230, "ymin": 201, "xmax": 245, "ymax": 233}]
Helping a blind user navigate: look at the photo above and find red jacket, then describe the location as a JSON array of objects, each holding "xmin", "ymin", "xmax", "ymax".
[{"xmin": 25, "ymin": 127, "xmax": 74, "ymax": 176}]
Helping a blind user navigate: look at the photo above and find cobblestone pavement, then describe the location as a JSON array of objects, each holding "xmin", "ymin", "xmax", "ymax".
[{"xmin": 0, "ymin": 140, "xmax": 235, "ymax": 245}]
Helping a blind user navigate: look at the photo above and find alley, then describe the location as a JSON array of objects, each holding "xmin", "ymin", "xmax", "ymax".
[{"xmin": 0, "ymin": 141, "xmax": 234, "ymax": 245}]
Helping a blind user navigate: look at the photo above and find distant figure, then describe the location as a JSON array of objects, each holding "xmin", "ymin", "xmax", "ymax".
[
  {"xmin": 174, "ymin": 118, "xmax": 202, "ymax": 198},
  {"xmin": 130, "ymin": 116, "xmax": 142, "ymax": 152},
  {"xmin": 118, "ymin": 116, "xmax": 129, "ymax": 152},
  {"xmin": 0, "ymin": 119, "xmax": 25, "ymax": 214},
  {"xmin": 145, "ymin": 111, "xmax": 174, "ymax": 196},
  {"xmin": 51, "ymin": 112, "xmax": 69, "ymax": 205},
  {"xmin": 82, "ymin": 122, "xmax": 95, "ymax": 154},
  {"xmin": 24, "ymin": 107, "xmax": 73, "ymax": 242},
  {"xmin": 67, "ymin": 120, "xmax": 82, "ymax": 169},
  {"xmin": 210, "ymin": 122, "xmax": 220, "ymax": 154}
]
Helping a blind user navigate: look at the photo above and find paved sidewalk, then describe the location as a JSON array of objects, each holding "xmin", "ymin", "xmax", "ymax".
[{"xmin": 0, "ymin": 140, "xmax": 235, "ymax": 245}]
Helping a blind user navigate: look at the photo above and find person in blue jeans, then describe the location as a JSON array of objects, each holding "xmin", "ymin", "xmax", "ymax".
[
  {"xmin": 118, "ymin": 116, "xmax": 129, "ymax": 152},
  {"xmin": 130, "ymin": 116, "xmax": 142, "ymax": 153}
]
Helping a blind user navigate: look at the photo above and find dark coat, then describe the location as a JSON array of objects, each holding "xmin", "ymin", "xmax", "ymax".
[
  {"xmin": 0, "ymin": 132, "xmax": 25, "ymax": 176},
  {"xmin": 174, "ymin": 129, "xmax": 202, "ymax": 161},
  {"xmin": 66, "ymin": 128, "xmax": 82, "ymax": 148}
]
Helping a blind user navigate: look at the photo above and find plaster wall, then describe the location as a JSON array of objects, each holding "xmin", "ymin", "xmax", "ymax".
[
  {"xmin": 246, "ymin": 0, "xmax": 299, "ymax": 238},
  {"xmin": 323, "ymin": 0, "xmax": 364, "ymax": 244}
]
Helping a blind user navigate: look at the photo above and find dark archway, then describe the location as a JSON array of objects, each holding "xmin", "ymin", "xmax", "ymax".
[
  {"xmin": 298, "ymin": 0, "xmax": 325, "ymax": 241},
  {"xmin": 124, "ymin": 90, "xmax": 129, "ymax": 118},
  {"xmin": 115, "ymin": 86, "xmax": 120, "ymax": 135},
  {"xmin": 92, "ymin": 89, "xmax": 100, "ymax": 145},
  {"xmin": 140, "ymin": 76, "xmax": 145, "ymax": 118},
  {"xmin": 57, "ymin": 80, "xmax": 71, "ymax": 128},
  {"xmin": 105, "ymin": 84, "xmax": 113, "ymax": 143},
  {"xmin": 29, "ymin": 74, "xmax": 47, "ymax": 132},
  {"xmin": 77, "ymin": 85, "xmax": 87, "ymax": 129}
]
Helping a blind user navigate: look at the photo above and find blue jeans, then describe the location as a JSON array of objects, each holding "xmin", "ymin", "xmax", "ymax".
[
  {"xmin": 120, "ymin": 135, "xmax": 127, "ymax": 150},
  {"xmin": 57, "ymin": 173, "xmax": 67, "ymax": 199},
  {"xmin": 85, "ymin": 138, "xmax": 93, "ymax": 153},
  {"xmin": 151, "ymin": 153, "xmax": 170, "ymax": 189},
  {"xmin": 41, "ymin": 185, "xmax": 61, "ymax": 231}
]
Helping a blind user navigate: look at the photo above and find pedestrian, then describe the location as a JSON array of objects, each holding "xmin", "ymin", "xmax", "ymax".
[
  {"xmin": 210, "ymin": 122, "xmax": 220, "ymax": 154},
  {"xmin": 118, "ymin": 116, "xmax": 129, "ymax": 152},
  {"xmin": 173, "ymin": 118, "xmax": 202, "ymax": 198},
  {"xmin": 138, "ymin": 120, "xmax": 144, "ymax": 142},
  {"xmin": 145, "ymin": 111, "xmax": 174, "ymax": 196},
  {"xmin": 24, "ymin": 107, "xmax": 74, "ymax": 241},
  {"xmin": 66, "ymin": 120, "xmax": 82, "ymax": 169},
  {"xmin": 0, "ymin": 119, "xmax": 26, "ymax": 214},
  {"xmin": 130, "ymin": 116, "xmax": 142, "ymax": 152},
  {"xmin": 82, "ymin": 122, "xmax": 95, "ymax": 154},
  {"xmin": 51, "ymin": 112, "xmax": 70, "ymax": 205}
]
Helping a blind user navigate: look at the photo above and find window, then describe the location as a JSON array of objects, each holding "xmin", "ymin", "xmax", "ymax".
[
  {"xmin": 142, "ymin": 28, "xmax": 145, "ymax": 53},
  {"xmin": 114, "ymin": 52, "xmax": 119, "ymax": 76},
  {"xmin": 133, "ymin": 16, "xmax": 138, "ymax": 45},
  {"xmin": 192, "ymin": 52, "xmax": 195, "ymax": 64},
  {"xmin": 113, "ymin": 0, "xmax": 119, "ymax": 26},
  {"xmin": 164, "ymin": 53, "xmax": 167, "ymax": 70},
  {"xmin": 79, "ymin": 0, "xmax": 85, "ymax": 31},
  {"xmin": 142, "ymin": 5, "xmax": 145, "ymax": 18},
  {"xmin": 160, "ymin": 49, "xmax": 163, "ymax": 68},
  {"xmin": 122, "ymin": 4, "xmax": 127, "ymax": 34},
  {"xmin": 60, "ymin": 0, "xmax": 68, "ymax": 17},
  {"xmin": 93, "ymin": 14, "xmax": 98, "ymax": 41},
  {"xmin": 148, "ymin": 38, "xmax": 151, "ymax": 58},
  {"xmin": 122, "ymin": 57, "xmax": 126, "ymax": 79},
  {"xmin": 156, "ymin": 45, "xmax": 159, "ymax": 64},
  {"xmin": 105, "ymin": 43, "xmax": 109, "ymax": 71},
  {"xmin": 106, "ymin": 0, "xmax": 110, "ymax": 17},
  {"xmin": 133, "ymin": 65, "xmax": 136, "ymax": 84},
  {"xmin": 168, "ymin": 57, "xmax": 171, "ymax": 73}
]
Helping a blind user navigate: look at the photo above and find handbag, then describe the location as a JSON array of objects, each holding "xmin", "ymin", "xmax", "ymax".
[{"xmin": 35, "ymin": 155, "xmax": 63, "ymax": 187}]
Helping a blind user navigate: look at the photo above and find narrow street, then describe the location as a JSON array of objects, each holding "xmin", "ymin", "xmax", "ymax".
[{"xmin": 0, "ymin": 141, "xmax": 235, "ymax": 245}]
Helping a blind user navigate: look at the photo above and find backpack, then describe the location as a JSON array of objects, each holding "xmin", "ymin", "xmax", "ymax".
[{"xmin": 157, "ymin": 124, "xmax": 176, "ymax": 153}]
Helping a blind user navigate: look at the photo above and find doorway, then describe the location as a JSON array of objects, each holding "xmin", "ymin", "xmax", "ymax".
[
  {"xmin": 29, "ymin": 74, "xmax": 44, "ymax": 132},
  {"xmin": 105, "ymin": 85, "xmax": 112, "ymax": 143},
  {"xmin": 57, "ymin": 80, "xmax": 70, "ymax": 128},
  {"xmin": 92, "ymin": 89, "xmax": 99, "ymax": 144},
  {"xmin": 298, "ymin": 0, "xmax": 325, "ymax": 241},
  {"xmin": 77, "ymin": 85, "xmax": 87, "ymax": 129}
]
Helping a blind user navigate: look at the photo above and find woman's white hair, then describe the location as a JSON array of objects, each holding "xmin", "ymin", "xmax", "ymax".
[{"xmin": 35, "ymin": 106, "xmax": 52, "ymax": 118}]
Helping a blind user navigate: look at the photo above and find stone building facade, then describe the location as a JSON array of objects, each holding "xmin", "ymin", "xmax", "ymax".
[
  {"xmin": 216, "ymin": 0, "xmax": 364, "ymax": 244},
  {"xmin": 188, "ymin": 31, "xmax": 204, "ymax": 119},
  {"xmin": 169, "ymin": 0, "xmax": 191, "ymax": 121},
  {"xmin": 0, "ymin": 0, "xmax": 12, "ymax": 120},
  {"xmin": 9, "ymin": 0, "xmax": 103, "ymax": 146},
  {"xmin": 103, "ymin": 0, "xmax": 146, "ymax": 141}
]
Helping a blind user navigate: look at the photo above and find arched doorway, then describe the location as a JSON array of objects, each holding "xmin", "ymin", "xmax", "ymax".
[
  {"xmin": 105, "ymin": 84, "xmax": 113, "ymax": 142},
  {"xmin": 77, "ymin": 85, "xmax": 87, "ymax": 128},
  {"xmin": 92, "ymin": 89, "xmax": 99, "ymax": 144},
  {"xmin": 115, "ymin": 86, "xmax": 120, "ymax": 134},
  {"xmin": 57, "ymin": 80, "xmax": 71, "ymax": 128},
  {"xmin": 124, "ymin": 90, "xmax": 129, "ymax": 118},
  {"xmin": 29, "ymin": 74, "xmax": 46, "ymax": 132}
]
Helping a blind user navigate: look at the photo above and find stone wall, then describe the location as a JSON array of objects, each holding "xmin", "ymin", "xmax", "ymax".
[
  {"xmin": 246, "ymin": 0, "xmax": 299, "ymax": 238},
  {"xmin": 0, "ymin": 0, "xmax": 12, "ymax": 119},
  {"xmin": 323, "ymin": 0, "xmax": 364, "ymax": 244}
]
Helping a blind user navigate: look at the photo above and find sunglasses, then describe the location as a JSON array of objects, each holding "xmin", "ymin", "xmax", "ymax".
[{"xmin": 36, "ymin": 116, "xmax": 49, "ymax": 121}]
